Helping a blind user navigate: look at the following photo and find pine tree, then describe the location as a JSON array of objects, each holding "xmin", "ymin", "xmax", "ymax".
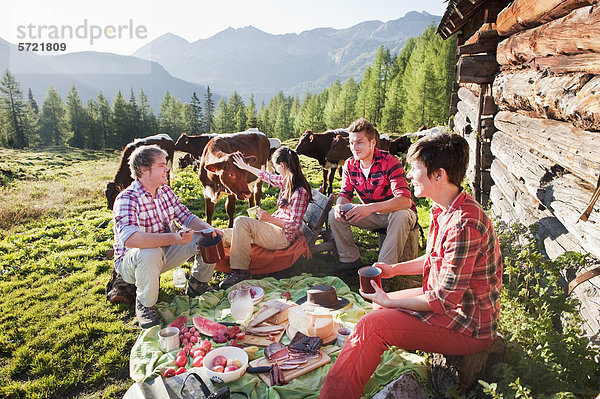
[
  {"xmin": 27, "ymin": 88, "xmax": 39, "ymax": 114},
  {"xmin": 189, "ymin": 92, "xmax": 202, "ymax": 134},
  {"xmin": 257, "ymin": 102, "xmax": 272, "ymax": 135},
  {"xmin": 213, "ymin": 98, "xmax": 231, "ymax": 133},
  {"xmin": 336, "ymin": 78, "xmax": 359, "ymax": 128},
  {"xmin": 159, "ymin": 91, "xmax": 184, "ymax": 138},
  {"xmin": 324, "ymin": 79, "xmax": 342, "ymax": 129},
  {"xmin": 274, "ymin": 101, "xmax": 292, "ymax": 139},
  {"xmin": 354, "ymin": 67, "xmax": 372, "ymax": 119},
  {"xmin": 39, "ymin": 87, "xmax": 66, "ymax": 146},
  {"xmin": 112, "ymin": 91, "xmax": 129, "ymax": 147},
  {"xmin": 126, "ymin": 89, "xmax": 141, "ymax": 143},
  {"xmin": 203, "ymin": 86, "xmax": 215, "ymax": 133},
  {"xmin": 246, "ymin": 94, "xmax": 258, "ymax": 128},
  {"xmin": 228, "ymin": 91, "xmax": 246, "ymax": 131},
  {"xmin": 86, "ymin": 99, "xmax": 104, "ymax": 150},
  {"xmin": 96, "ymin": 92, "xmax": 113, "ymax": 148},
  {"xmin": 66, "ymin": 86, "xmax": 87, "ymax": 148},
  {"xmin": 138, "ymin": 89, "xmax": 156, "ymax": 135},
  {"xmin": 0, "ymin": 70, "xmax": 28, "ymax": 148},
  {"xmin": 296, "ymin": 94, "xmax": 325, "ymax": 133}
]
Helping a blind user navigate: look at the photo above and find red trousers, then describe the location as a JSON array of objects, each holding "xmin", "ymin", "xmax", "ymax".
[{"xmin": 320, "ymin": 289, "xmax": 493, "ymax": 399}]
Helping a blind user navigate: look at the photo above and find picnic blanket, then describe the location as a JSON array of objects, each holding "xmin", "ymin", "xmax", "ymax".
[
  {"xmin": 129, "ymin": 274, "xmax": 429, "ymax": 398},
  {"xmin": 214, "ymin": 235, "xmax": 312, "ymax": 275}
]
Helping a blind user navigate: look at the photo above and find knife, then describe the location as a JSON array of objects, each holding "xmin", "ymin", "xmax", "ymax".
[{"xmin": 246, "ymin": 365, "xmax": 273, "ymax": 373}]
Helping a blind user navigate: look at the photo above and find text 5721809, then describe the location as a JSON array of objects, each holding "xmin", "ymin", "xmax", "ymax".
[{"xmin": 18, "ymin": 43, "xmax": 67, "ymax": 52}]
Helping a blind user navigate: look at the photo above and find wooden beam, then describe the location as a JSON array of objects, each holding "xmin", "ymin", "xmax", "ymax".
[
  {"xmin": 530, "ymin": 53, "xmax": 600, "ymax": 75},
  {"xmin": 494, "ymin": 111, "xmax": 600, "ymax": 187},
  {"xmin": 496, "ymin": 0, "xmax": 599, "ymax": 37},
  {"xmin": 497, "ymin": 6, "xmax": 600, "ymax": 66},
  {"xmin": 457, "ymin": 54, "xmax": 498, "ymax": 84},
  {"xmin": 493, "ymin": 70, "xmax": 600, "ymax": 132}
]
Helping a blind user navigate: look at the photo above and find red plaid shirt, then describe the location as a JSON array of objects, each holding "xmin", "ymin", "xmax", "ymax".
[
  {"xmin": 405, "ymin": 190, "xmax": 503, "ymax": 339},
  {"xmin": 339, "ymin": 148, "xmax": 416, "ymax": 212},
  {"xmin": 259, "ymin": 170, "xmax": 309, "ymax": 242},
  {"xmin": 112, "ymin": 180, "xmax": 195, "ymax": 264}
]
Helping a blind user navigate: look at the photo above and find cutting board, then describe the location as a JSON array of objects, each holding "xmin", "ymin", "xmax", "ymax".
[
  {"xmin": 248, "ymin": 350, "xmax": 331, "ymax": 386},
  {"xmin": 239, "ymin": 322, "xmax": 288, "ymax": 346}
]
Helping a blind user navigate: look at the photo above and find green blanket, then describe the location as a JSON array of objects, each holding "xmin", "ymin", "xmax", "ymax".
[{"xmin": 129, "ymin": 274, "xmax": 428, "ymax": 398}]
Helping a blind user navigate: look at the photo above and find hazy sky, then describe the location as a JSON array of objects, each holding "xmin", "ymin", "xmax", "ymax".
[{"xmin": 4, "ymin": 0, "xmax": 447, "ymax": 55}]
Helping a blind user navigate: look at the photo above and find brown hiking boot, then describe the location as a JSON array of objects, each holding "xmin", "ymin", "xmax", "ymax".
[{"xmin": 136, "ymin": 299, "xmax": 160, "ymax": 329}]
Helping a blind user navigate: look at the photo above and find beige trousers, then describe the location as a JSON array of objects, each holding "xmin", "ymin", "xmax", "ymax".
[
  {"xmin": 229, "ymin": 216, "xmax": 290, "ymax": 271},
  {"xmin": 328, "ymin": 208, "xmax": 417, "ymax": 264},
  {"xmin": 115, "ymin": 237, "xmax": 214, "ymax": 307}
]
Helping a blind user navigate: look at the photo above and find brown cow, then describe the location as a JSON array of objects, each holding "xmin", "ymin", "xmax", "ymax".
[
  {"xmin": 199, "ymin": 130, "xmax": 270, "ymax": 227},
  {"xmin": 295, "ymin": 129, "xmax": 348, "ymax": 195},
  {"xmin": 105, "ymin": 134, "xmax": 175, "ymax": 210},
  {"xmin": 174, "ymin": 133, "xmax": 217, "ymax": 158}
]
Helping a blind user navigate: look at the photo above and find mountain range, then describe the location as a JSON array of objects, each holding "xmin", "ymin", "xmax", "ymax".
[
  {"xmin": 0, "ymin": 11, "xmax": 440, "ymax": 110},
  {"xmin": 133, "ymin": 11, "xmax": 440, "ymax": 101}
]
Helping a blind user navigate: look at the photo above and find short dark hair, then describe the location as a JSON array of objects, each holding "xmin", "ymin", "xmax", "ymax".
[
  {"xmin": 129, "ymin": 145, "xmax": 167, "ymax": 179},
  {"xmin": 407, "ymin": 132, "xmax": 469, "ymax": 187},
  {"xmin": 348, "ymin": 118, "xmax": 379, "ymax": 142}
]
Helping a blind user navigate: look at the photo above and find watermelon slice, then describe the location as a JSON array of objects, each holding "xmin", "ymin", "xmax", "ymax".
[
  {"xmin": 193, "ymin": 316, "xmax": 228, "ymax": 336},
  {"xmin": 168, "ymin": 316, "xmax": 189, "ymax": 330}
]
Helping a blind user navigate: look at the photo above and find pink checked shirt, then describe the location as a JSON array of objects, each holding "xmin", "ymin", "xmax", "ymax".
[
  {"xmin": 258, "ymin": 170, "xmax": 310, "ymax": 243},
  {"xmin": 112, "ymin": 180, "xmax": 195, "ymax": 264},
  {"xmin": 406, "ymin": 190, "xmax": 503, "ymax": 339}
]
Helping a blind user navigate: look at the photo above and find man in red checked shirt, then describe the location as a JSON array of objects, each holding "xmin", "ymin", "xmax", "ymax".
[
  {"xmin": 320, "ymin": 132, "xmax": 503, "ymax": 399},
  {"xmin": 112, "ymin": 145, "xmax": 221, "ymax": 329},
  {"xmin": 328, "ymin": 117, "xmax": 417, "ymax": 272}
]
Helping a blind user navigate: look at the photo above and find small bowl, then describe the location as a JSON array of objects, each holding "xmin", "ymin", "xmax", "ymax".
[{"xmin": 202, "ymin": 346, "xmax": 248, "ymax": 383}]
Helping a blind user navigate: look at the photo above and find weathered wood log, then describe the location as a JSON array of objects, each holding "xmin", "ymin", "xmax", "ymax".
[
  {"xmin": 496, "ymin": 0, "xmax": 599, "ymax": 37},
  {"xmin": 431, "ymin": 337, "xmax": 506, "ymax": 397},
  {"xmin": 494, "ymin": 111, "xmax": 600, "ymax": 187},
  {"xmin": 528, "ymin": 53, "xmax": 600, "ymax": 75},
  {"xmin": 453, "ymin": 110, "xmax": 470, "ymax": 136},
  {"xmin": 460, "ymin": 26, "xmax": 501, "ymax": 55},
  {"xmin": 457, "ymin": 98, "xmax": 478, "ymax": 127},
  {"xmin": 490, "ymin": 130, "xmax": 556, "ymax": 200},
  {"xmin": 457, "ymin": 54, "xmax": 498, "ymax": 84},
  {"xmin": 539, "ymin": 172, "xmax": 600, "ymax": 257},
  {"xmin": 493, "ymin": 70, "xmax": 600, "ymax": 132},
  {"xmin": 490, "ymin": 160, "xmax": 587, "ymax": 257},
  {"xmin": 497, "ymin": 5, "xmax": 600, "ymax": 66}
]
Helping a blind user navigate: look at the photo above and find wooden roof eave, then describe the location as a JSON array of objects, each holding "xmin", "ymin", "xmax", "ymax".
[{"xmin": 437, "ymin": 0, "xmax": 489, "ymax": 39}]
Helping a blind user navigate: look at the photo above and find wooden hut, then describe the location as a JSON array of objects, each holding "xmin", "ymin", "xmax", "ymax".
[{"xmin": 437, "ymin": 0, "xmax": 600, "ymax": 344}]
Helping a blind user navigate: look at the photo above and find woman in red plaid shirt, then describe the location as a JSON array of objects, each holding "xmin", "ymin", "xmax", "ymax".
[
  {"xmin": 321, "ymin": 132, "xmax": 503, "ymax": 399},
  {"xmin": 219, "ymin": 147, "xmax": 312, "ymax": 289}
]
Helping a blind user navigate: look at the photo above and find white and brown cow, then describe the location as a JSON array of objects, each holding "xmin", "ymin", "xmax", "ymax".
[
  {"xmin": 199, "ymin": 130, "xmax": 270, "ymax": 227},
  {"xmin": 105, "ymin": 134, "xmax": 175, "ymax": 210}
]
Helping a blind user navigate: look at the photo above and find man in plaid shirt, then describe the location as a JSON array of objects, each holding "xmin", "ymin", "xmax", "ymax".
[
  {"xmin": 321, "ymin": 132, "xmax": 503, "ymax": 399},
  {"xmin": 328, "ymin": 118, "xmax": 417, "ymax": 272},
  {"xmin": 112, "ymin": 145, "xmax": 221, "ymax": 328}
]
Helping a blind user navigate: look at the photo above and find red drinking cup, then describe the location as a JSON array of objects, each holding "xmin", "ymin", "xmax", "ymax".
[{"xmin": 358, "ymin": 266, "xmax": 382, "ymax": 294}]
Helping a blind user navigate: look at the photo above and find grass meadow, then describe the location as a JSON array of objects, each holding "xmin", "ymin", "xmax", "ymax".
[{"xmin": 0, "ymin": 138, "xmax": 424, "ymax": 398}]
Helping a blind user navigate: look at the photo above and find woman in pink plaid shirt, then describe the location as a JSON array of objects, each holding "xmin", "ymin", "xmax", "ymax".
[
  {"xmin": 219, "ymin": 146, "xmax": 312, "ymax": 289},
  {"xmin": 321, "ymin": 132, "xmax": 503, "ymax": 399}
]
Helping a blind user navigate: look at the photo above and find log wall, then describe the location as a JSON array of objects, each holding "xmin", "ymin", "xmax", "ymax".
[{"xmin": 447, "ymin": 0, "xmax": 600, "ymax": 344}]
